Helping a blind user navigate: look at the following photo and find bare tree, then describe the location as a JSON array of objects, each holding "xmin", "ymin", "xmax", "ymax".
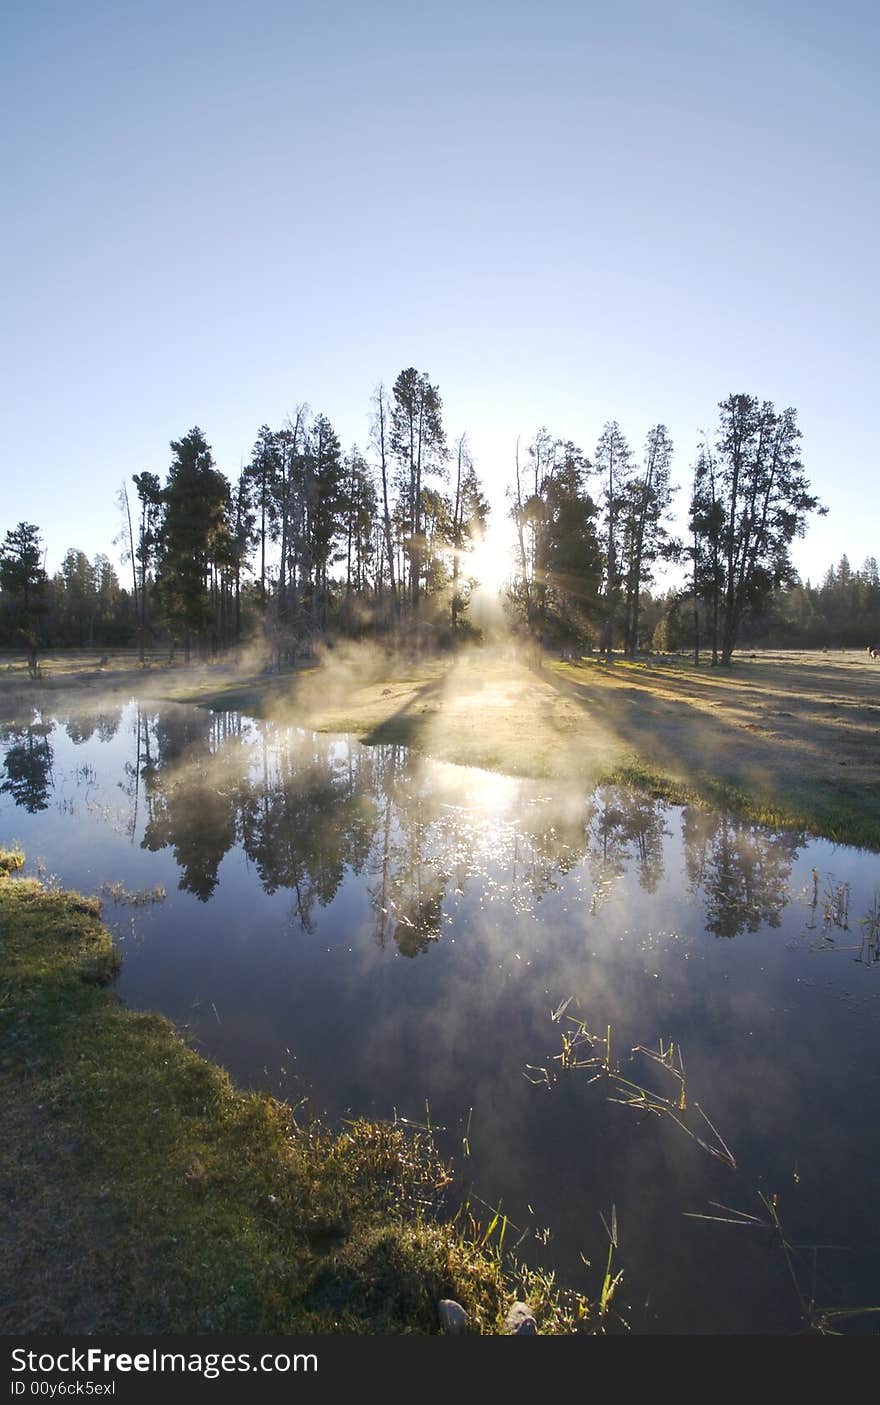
[{"xmin": 370, "ymin": 384, "xmax": 398, "ymax": 613}]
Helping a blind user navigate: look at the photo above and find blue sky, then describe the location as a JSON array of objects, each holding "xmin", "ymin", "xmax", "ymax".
[{"xmin": 3, "ymin": 1, "xmax": 877, "ymax": 585}]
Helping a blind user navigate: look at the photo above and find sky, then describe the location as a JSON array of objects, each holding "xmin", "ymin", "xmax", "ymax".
[{"xmin": 2, "ymin": 0, "xmax": 878, "ymax": 587}]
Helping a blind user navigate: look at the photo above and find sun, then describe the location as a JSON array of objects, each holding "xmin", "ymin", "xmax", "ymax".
[{"xmin": 464, "ymin": 521, "xmax": 516, "ymax": 595}]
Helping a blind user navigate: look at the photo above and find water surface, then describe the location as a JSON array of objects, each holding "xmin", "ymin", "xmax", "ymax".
[{"xmin": 2, "ymin": 696, "xmax": 879, "ymax": 1333}]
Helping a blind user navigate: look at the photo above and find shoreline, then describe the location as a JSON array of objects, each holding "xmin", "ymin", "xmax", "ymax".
[
  {"xmin": 0, "ymin": 849, "xmax": 582, "ymax": 1335},
  {"xmin": 168, "ymin": 647, "xmax": 880, "ymax": 853},
  {"xmin": 2, "ymin": 644, "xmax": 878, "ymax": 851}
]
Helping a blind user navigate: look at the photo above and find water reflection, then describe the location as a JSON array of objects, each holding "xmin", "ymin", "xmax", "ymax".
[
  {"xmin": 141, "ymin": 712, "xmax": 244, "ymax": 901},
  {"xmin": 64, "ymin": 711, "xmax": 120, "ymax": 746},
  {"xmin": 0, "ymin": 715, "xmax": 55, "ymax": 812},
  {"xmin": 682, "ymin": 808, "xmax": 801, "ymax": 939},
  {"xmin": 0, "ymin": 700, "xmax": 809, "ymax": 942},
  {"xmin": 2, "ymin": 697, "xmax": 879, "ymax": 1333},
  {"xmin": 805, "ymin": 870, "xmax": 880, "ymax": 968},
  {"xmin": 137, "ymin": 709, "xmax": 807, "ymax": 944},
  {"xmin": 585, "ymin": 787, "xmax": 670, "ymax": 904},
  {"xmin": 239, "ymin": 733, "xmax": 377, "ymax": 932}
]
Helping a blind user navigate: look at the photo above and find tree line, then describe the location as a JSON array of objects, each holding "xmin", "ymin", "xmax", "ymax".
[
  {"xmin": 507, "ymin": 392, "xmax": 827, "ymax": 663},
  {"xmin": 116, "ymin": 371, "xmax": 491, "ymax": 662},
  {"xmin": 1, "ymin": 377, "xmax": 839, "ymax": 668},
  {"xmin": 656, "ymin": 553, "xmax": 880, "ymax": 653}
]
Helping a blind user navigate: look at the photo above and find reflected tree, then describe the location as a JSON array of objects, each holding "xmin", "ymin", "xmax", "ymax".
[
  {"xmin": 0, "ymin": 715, "xmax": 55, "ymax": 812},
  {"xmin": 380, "ymin": 771, "xmax": 449, "ymax": 956},
  {"xmin": 141, "ymin": 708, "xmax": 247, "ymax": 900},
  {"xmin": 584, "ymin": 785, "xmax": 669, "ymax": 903},
  {"xmin": 239, "ymin": 731, "xmax": 377, "ymax": 931},
  {"xmin": 62, "ymin": 706, "xmax": 123, "ymax": 747},
  {"xmin": 682, "ymin": 807, "xmax": 802, "ymax": 937}
]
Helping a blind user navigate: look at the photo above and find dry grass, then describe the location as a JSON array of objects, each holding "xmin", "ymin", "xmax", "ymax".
[{"xmin": 0, "ymin": 648, "xmax": 167, "ymax": 683}]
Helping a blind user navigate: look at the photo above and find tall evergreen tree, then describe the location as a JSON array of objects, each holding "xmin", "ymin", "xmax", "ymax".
[
  {"xmin": 342, "ymin": 447, "xmax": 378, "ymax": 596},
  {"xmin": 274, "ymin": 409, "xmax": 306, "ymax": 627},
  {"xmin": 594, "ymin": 421, "xmax": 634, "ymax": 654},
  {"xmin": 245, "ymin": 426, "xmax": 281, "ymax": 610},
  {"xmin": 510, "ymin": 428, "xmax": 560, "ymax": 629},
  {"xmin": 450, "ymin": 435, "xmax": 489, "ymax": 628},
  {"xmin": 510, "ymin": 432, "xmax": 601, "ymax": 642},
  {"xmin": 58, "ymin": 548, "xmax": 97, "ymax": 646},
  {"xmin": 306, "ymin": 413, "xmax": 345, "ymax": 625},
  {"xmin": 712, "ymin": 395, "xmax": 823, "ymax": 663},
  {"xmin": 537, "ymin": 441, "xmax": 602, "ymax": 640},
  {"xmin": 370, "ymin": 385, "xmax": 398, "ymax": 610},
  {"xmin": 0, "ymin": 522, "xmax": 47, "ymax": 675},
  {"xmin": 132, "ymin": 471, "xmax": 162, "ymax": 661},
  {"xmin": 155, "ymin": 428, "xmax": 230, "ymax": 660},
  {"xmin": 390, "ymin": 368, "xmax": 447, "ymax": 607},
  {"xmin": 621, "ymin": 424, "xmax": 676, "ymax": 656},
  {"xmin": 689, "ymin": 442, "xmax": 725, "ymax": 663},
  {"xmin": 93, "ymin": 555, "xmax": 125, "ymax": 642},
  {"xmin": 230, "ymin": 467, "xmax": 256, "ymax": 642}
]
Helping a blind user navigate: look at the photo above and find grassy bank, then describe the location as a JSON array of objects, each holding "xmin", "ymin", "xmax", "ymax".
[{"xmin": 0, "ymin": 851, "xmax": 582, "ymax": 1335}]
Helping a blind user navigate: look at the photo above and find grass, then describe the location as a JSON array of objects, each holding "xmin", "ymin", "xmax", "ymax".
[
  {"xmin": 547, "ymin": 649, "xmax": 880, "ymax": 849},
  {"xmin": 682, "ymin": 1192, "xmax": 880, "ymax": 1335},
  {"xmin": 0, "ymin": 852, "xmax": 589, "ymax": 1335},
  {"xmin": 0, "ymin": 648, "xmax": 171, "ymax": 685},
  {"xmin": 538, "ymin": 1013, "xmax": 738, "ymax": 1171},
  {"xmin": 96, "ymin": 880, "xmax": 167, "ymax": 906}
]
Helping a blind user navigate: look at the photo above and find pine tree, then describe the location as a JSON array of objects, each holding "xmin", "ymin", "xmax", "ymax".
[
  {"xmin": 370, "ymin": 386, "xmax": 398, "ymax": 610},
  {"xmin": 390, "ymin": 368, "xmax": 447, "ymax": 607},
  {"xmin": 450, "ymin": 435, "xmax": 489, "ymax": 628},
  {"xmin": 538, "ymin": 441, "xmax": 602, "ymax": 642},
  {"xmin": 594, "ymin": 421, "xmax": 634, "ymax": 655},
  {"xmin": 621, "ymin": 424, "xmax": 676, "ymax": 656},
  {"xmin": 689, "ymin": 443, "xmax": 724, "ymax": 663},
  {"xmin": 306, "ymin": 413, "xmax": 345, "ymax": 625},
  {"xmin": 245, "ymin": 426, "xmax": 281, "ymax": 610},
  {"xmin": 155, "ymin": 428, "xmax": 230, "ymax": 660},
  {"xmin": 713, "ymin": 395, "xmax": 824, "ymax": 663},
  {"xmin": 59, "ymin": 549, "xmax": 97, "ymax": 646},
  {"xmin": 342, "ymin": 447, "xmax": 378, "ymax": 596},
  {"xmin": 0, "ymin": 522, "xmax": 47, "ymax": 675},
  {"xmin": 132, "ymin": 471, "xmax": 162, "ymax": 661},
  {"xmin": 510, "ymin": 433, "xmax": 601, "ymax": 643}
]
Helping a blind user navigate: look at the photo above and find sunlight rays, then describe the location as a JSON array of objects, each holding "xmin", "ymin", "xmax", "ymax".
[{"xmin": 462, "ymin": 519, "xmax": 517, "ymax": 595}]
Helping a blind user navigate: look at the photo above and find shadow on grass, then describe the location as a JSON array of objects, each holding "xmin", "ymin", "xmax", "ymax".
[
  {"xmin": 544, "ymin": 660, "xmax": 880, "ymax": 849},
  {"xmin": 360, "ymin": 674, "xmax": 450, "ymax": 749}
]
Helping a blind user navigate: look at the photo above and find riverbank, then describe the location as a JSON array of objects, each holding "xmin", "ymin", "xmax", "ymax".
[
  {"xmin": 3, "ymin": 644, "xmax": 878, "ymax": 850},
  {"xmin": 174, "ymin": 645, "xmax": 880, "ymax": 852},
  {"xmin": 0, "ymin": 851, "xmax": 581, "ymax": 1334}
]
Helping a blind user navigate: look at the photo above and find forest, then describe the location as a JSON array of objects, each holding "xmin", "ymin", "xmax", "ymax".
[{"xmin": 1, "ymin": 369, "xmax": 869, "ymax": 669}]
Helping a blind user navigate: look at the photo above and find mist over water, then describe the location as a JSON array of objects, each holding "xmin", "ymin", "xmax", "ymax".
[{"xmin": 2, "ymin": 696, "xmax": 879, "ymax": 1333}]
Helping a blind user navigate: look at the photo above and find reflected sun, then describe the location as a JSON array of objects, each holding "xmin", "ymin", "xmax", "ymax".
[{"xmin": 463, "ymin": 767, "xmax": 519, "ymax": 816}]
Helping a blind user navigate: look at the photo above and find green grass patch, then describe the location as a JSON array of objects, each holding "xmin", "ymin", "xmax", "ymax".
[{"xmin": 606, "ymin": 760, "xmax": 880, "ymax": 850}]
